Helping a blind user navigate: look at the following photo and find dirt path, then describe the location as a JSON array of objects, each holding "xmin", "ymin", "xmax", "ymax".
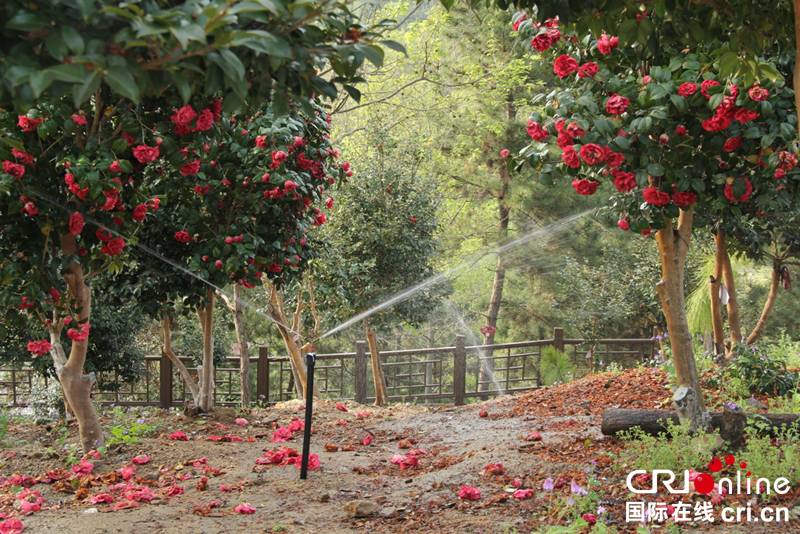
[{"xmin": 2, "ymin": 370, "xmax": 797, "ymax": 533}]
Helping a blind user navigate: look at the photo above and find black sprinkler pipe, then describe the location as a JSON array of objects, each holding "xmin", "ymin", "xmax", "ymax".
[{"xmin": 299, "ymin": 351, "xmax": 316, "ymax": 480}]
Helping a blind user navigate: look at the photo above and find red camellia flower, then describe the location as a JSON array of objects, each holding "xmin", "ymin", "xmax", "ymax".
[
  {"xmin": 69, "ymin": 212, "xmax": 84, "ymax": 235},
  {"xmin": 255, "ymin": 135, "xmax": 267, "ymax": 148},
  {"xmin": 174, "ymin": 231, "xmax": 192, "ymax": 243},
  {"xmin": 734, "ymin": 108, "xmax": 759, "ymax": 123},
  {"xmin": 612, "ymin": 171, "xmax": 637, "ymax": 192},
  {"xmin": 500, "ymin": 149, "xmax": 510, "ymax": 158},
  {"xmin": 643, "ymin": 187, "xmax": 671, "ymax": 207},
  {"xmin": 676, "ymin": 125, "xmax": 687, "ymax": 137},
  {"xmin": 171, "ymin": 105, "xmax": 197, "ymax": 126},
  {"xmin": 672, "ymin": 187, "xmax": 697, "ymax": 207},
  {"xmin": 748, "ymin": 85, "xmax": 770, "ymax": 101},
  {"xmin": 596, "ymin": 33, "xmax": 618, "ymax": 54},
  {"xmin": 775, "ymin": 168, "xmax": 786, "ymax": 179},
  {"xmin": 677, "ymin": 83, "xmax": 698, "ymax": 97},
  {"xmin": 561, "ymin": 146, "xmax": 581, "ymax": 168},
  {"xmin": 572, "ymin": 179, "xmax": 598, "ymax": 196},
  {"xmin": 3, "ymin": 160, "xmax": 26, "ymax": 180},
  {"xmin": 18, "ymin": 115, "xmax": 43, "ymax": 132},
  {"xmin": 701, "ymin": 114, "xmax": 732, "ymax": 132},
  {"xmin": 181, "ymin": 161, "xmax": 200, "ymax": 176},
  {"xmin": 555, "ymin": 120, "xmax": 566, "ymax": 134},
  {"xmin": 556, "ymin": 132, "xmax": 573, "ymax": 148},
  {"xmin": 531, "ymin": 33, "xmax": 554, "ymax": 52},
  {"xmin": 96, "ymin": 228, "xmax": 113, "ymax": 243},
  {"xmin": 553, "ymin": 55, "xmax": 579, "ymax": 78},
  {"xmin": 512, "ymin": 13, "xmax": 527, "ymax": 31},
  {"xmin": 133, "ymin": 145, "xmax": 159, "ymax": 163},
  {"xmin": 723, "ymin": 136, "xmax": 743, "ymax": 152},
  {"xmin": 578, "ymin": 144, "xmax": 605, "ymax": 165},
  {"xmin": 526, "ymin": 121, "xmax": 549, "ymax": 141},
  {"xmin": 109, "ymin": 160, "xmax": 122, "ymax": 172},
  {"xmin": 578, "ymin": 62, "xmax": 598, "ymax": 78},
  {"xmin": 132, "ymin": 204, "xmax": 148, "ymax": 222},
  {"xmin": 122, "ymin": 132, "xmax": 135, "ymax": 146},
  {"xmin": 618, "ymin": 218, "xmax": 630, "ymax": 231},
  {"xmin": 72, "ymin": 114, "xmax": 88, "ymax": 126},
  {"xmin": 326, "ymin": 198, "xmax": 334, "ymax": 209},
  {"xmin": 566, "ymin": 122, "xmax": 586, "ymax": 138},
  {"xmin": 604, "ymin": 148, "xmax": 625, "ymax": 168},
  {"xmin": 777, "ymin": 150, "xmax": 798, "ymax": 171},
  {"xmin": 195, "ymin": 108, "xmax": 214, "ymax": 131},
  {"xmin": 270, "ymin": 150, "xmax": 288, "ymax": 169},
  {"xmin": 700, "ymin": 79, "xmax": 721, "ymax": 98},
  {"xmin": 27, "ymin": 340, "xmax": 52, "ymax": 356},
  {"xmin": 101, "ymin": 238, "xmax": 125, "ymax": 256},
  {"xmin": 459, "ymin": 486, "xmax": 481, "ymax": 500},
  {"xmin": 724, "ymin": 178, "xmax": 753, "ymax": 203},
  {"xmin": 12, "ymin": 149, "xmax": 34, "ymax": 165},
  {"xmin": 606, "ymin": 94, "xmax": 630, "ymax": 115},
  {"xmin": 582, "ymin": 513, "xmax": 597, "ymax": 525}
]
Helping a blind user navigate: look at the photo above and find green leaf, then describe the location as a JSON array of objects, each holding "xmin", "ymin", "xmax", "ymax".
[
  {"xmin": 170, "ymin": 24, "xmax": 207, "ymax": 49},
  {"xmin": 0, "ymin": 136, "xmax": 24, "ymax": 150},
  {"xmin": 61, "ymin": 26, "xmax": 85, "ymax": 55},
  {"xmin": 5, "ymin": 12, "xmax": 48, "ymax": 31},
  {"xmin": 359, "ymin": 45, "xmax": 385, "ymax": 69},
  {"xmin": 718, "ymin": 52, "xmax": 739, "ymax": 80},
  {"xmin": 104, "ymin": 67, "xmax": 140, "ymax": 103},
  {"xmin": 28, "ymin": 71, "xmax": 54, "ymax": 98},
  {"xmin": 670, "ymin": 94, "xmax": 688, "ymax": 113},
  {"xmin": 172, "ymin": 71, "xmax": 192, "ymax": 104},
  {"xmin": 49, "ymin": 65, "xmax": 86, "ymax": 84},
  {"xmin": 118, "ymin": 160, "xmax": 134, "ymax": 173},
  {"xmin": 232, "ymin": 30, "xmax": 291, "ymax": 57},
  {"xmin": 379, "ymin": 40, "xmax": 407, "ymax": 56},
  {"xmin": 45, "ymin": 31, "xmax": 69, "ymax": 62},
  {"xmin": 780, "ymin": 122, "xmax": 795, "ymax": 139},
  {"xmin": 647, "ymin": 163, "xmax": 665, "ymax": 176},
  {"xmin": 342, "ymin": 84, "xmax": 361, "ymax": 103},
  {"xmin": 210, "ymin": 49, "xmax": 245, "ymax": 82},
  {"xmin": 73, "ymin": 70, "xmax": 101, "ymax": 105},
  {"xmin": 439, "ymin": 0, "xmax": 455, "ymax": 10}
]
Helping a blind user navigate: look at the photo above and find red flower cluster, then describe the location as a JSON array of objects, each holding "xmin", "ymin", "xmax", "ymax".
[
  {"xmin": 572, "ymin": 179, "xmax": 598, "ymax": 195},
  {"xmin": 672, "ymin": 186, "xmax": 697, "ymax": 207},
  {"xmin": 11, "ymin": 149, "xmax": 35, "ymax": 166},
  {"xmin": 3, "ymin": 160, "xmax": 25, "ymax": 179},
  {"xmin": 612, "ymin": 170, "xmax": 637, "ymax": 192},
  {"xmin": 643, "ymin": 187, "xmax": 670, "ymax": 207},
  {"xmin": 748, "ymin": 85, "xmax": 769, "ymax": 102},
  {"xmin": 596, "ymin": 33, "xmax": 619, "ymax": 54},
  {"xmin": 723, "ymin": 136, "xmax": 742, "ymax": 152},
  {"xmin": 181, "ymin": 161, "xmax": 200, "ymax": 176},
  {"xmin": 174, "ymin": 231, "xmax": 192, "ymax": 243},
  {"xmin": 18, "ymin": 115, "xmax": 43, "ymax": 132},
  {"xmin": 133, "ymin": 145, "xmax": 159, "ymax": 163},
  {"xmin": 526, "ymin": 121, "xmax": 549, "ymax": 141},
  {"xmin": 27, "ymin": 340, "xmax": 52, "ymax": 356},
  {"xmin": 101, "ymin": 238, "xmax": 125, "ymax": 256},
  {"xmin": 67, "ymin": 322, "xmax": 91, "ymax": 342},
  {"xmin": 578, "ymin": 144, "xmax": 605, "ymax": 165},
  {"xmin": 553, "ymin": 55, "xmax": 579, "ymax": 78},
  {"xmin": 724, "ymin": 178, "xmax": 753, "ymax": 203},
  {"xmin": 171, "ymin": 104, "xmax": 218, "ymax": 136},
  {"xmin": 606, "ymin": 94, "xmax": 630, "ymax": 115},
  {"xmin": 578, "ymin": 62, "xmax": 598, "ymax": 78},
  {"xmin": 531, "ymin": 27, "xmax": 561, "ymax": 52},
  {"xmin": 678, "ymin": 83, "xmax": 697, "ymax": 97}
]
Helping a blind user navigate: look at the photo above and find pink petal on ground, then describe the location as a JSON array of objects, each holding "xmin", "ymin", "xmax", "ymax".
[
  {"xmin": 131, "ymin": 455, "xmax": 151, "ymax": 465},
  {"xmin": 0, "ymin": 518, "xmax": 25, "ymax": 534},
  {"xmin": 234, "ymin": 418, "xmax": 249, "ymax": 427}
]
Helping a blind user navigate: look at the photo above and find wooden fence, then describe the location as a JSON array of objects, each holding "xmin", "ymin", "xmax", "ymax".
[{"xmin": 1, "ymin": 328, "xmax": 658, "ymax": 408}]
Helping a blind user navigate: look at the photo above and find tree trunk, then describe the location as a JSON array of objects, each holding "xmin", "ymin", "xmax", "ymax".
[
  {"xmin": 745, "ymin": 261, "xmax": 781, "ymax": 345},
  {"xmin": 54, "ymin": 234, "xmax": 104, "ymax": 453},
  {"xmin": 263, "ymin": 283, "xmax": 318, "ymax": 399},
  {"xmin": 601, "ymin": 408, "xmax": 798, "ymax": 437},
  {"xmin": 710, "ymin": 231, "xmax": 726, "ymax": 357},
  {"xmin": 161, "ymin": 315, "xmax": 201, "ymax": 408},
  {"xmin": 220, "ymin": 285, "xmax": 251, "ymax": 407},
  {"xmin": 364, "ymin": 318, "xmax": 388, "ymax": 405},
  {"xmin": 718, "ymin": 232, "xmax": 742, "ymax": 346},
  {"xmin": 480, "ymin": 187, "xmax": 510, "ymax": 394},
  {"xmin": 652, "ymin": 205, "xmax": 710, "ymax": 432},
  {"xmin": 196, "ymin": 289, "xmax": 216, "ymax": 412}
]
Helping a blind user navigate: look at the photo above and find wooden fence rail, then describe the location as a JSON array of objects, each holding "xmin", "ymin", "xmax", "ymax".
[{"xmin": 1, "ymin": 328, "xmax": 658, "ymax": 408}]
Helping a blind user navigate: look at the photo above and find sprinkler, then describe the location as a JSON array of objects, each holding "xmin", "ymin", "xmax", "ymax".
[{"xmin": 299, "ymin": 351, "xmax": 316, "ymax": 480}]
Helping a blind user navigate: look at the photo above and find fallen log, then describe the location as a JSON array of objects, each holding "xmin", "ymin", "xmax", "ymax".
[{"xmin": 601, "ymin": 408, "xmax": 800, "ymax": 437}]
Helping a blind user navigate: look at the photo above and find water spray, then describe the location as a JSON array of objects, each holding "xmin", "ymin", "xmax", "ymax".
[{"xmin": 299, "ymin": 351, "xmax": 316, "ymax": 480}]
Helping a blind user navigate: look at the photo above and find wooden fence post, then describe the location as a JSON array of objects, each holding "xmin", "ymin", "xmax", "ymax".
[
  {"xmin": 257, "ymin": 346, "xmax": 269, "ymax": 403},
  {"xmin": 453, "ymin": 335, "xmax": 466, "ymax": 405},
  {"xmin": 553, "ymin": 327, "xmax": 564, "ymax": 352},
  {"xmin": 159, "ymin": 349, "xmax": 173, "ymax": 409},
  {"xmin": 355, "ymin": 341, "xmax": 367, "ymax": 404}
]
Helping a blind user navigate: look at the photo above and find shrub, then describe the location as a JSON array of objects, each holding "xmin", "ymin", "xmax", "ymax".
[
  {"xmin": 727, "ymin": 344, "xmax": 799, "ymax": 397},
  {"xmin": 620, "ymin": 419, "xmax": 716, "ymax": 473},
  {"xmin": 539, "ymin": 346, "xmax": 575, "ymax": 386}
]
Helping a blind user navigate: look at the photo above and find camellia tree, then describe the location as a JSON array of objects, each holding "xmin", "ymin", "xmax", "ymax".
[
  {"xmin": 116, "ymin": 94, "xmax": 342, "ymax": 412},
  {"xmin": 507, "ymin": 12, "xmax": 800, "ymax": 429},
  {"xmin": 0, "ymin": 0, "xmax": 397, "ymax": 452}
]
